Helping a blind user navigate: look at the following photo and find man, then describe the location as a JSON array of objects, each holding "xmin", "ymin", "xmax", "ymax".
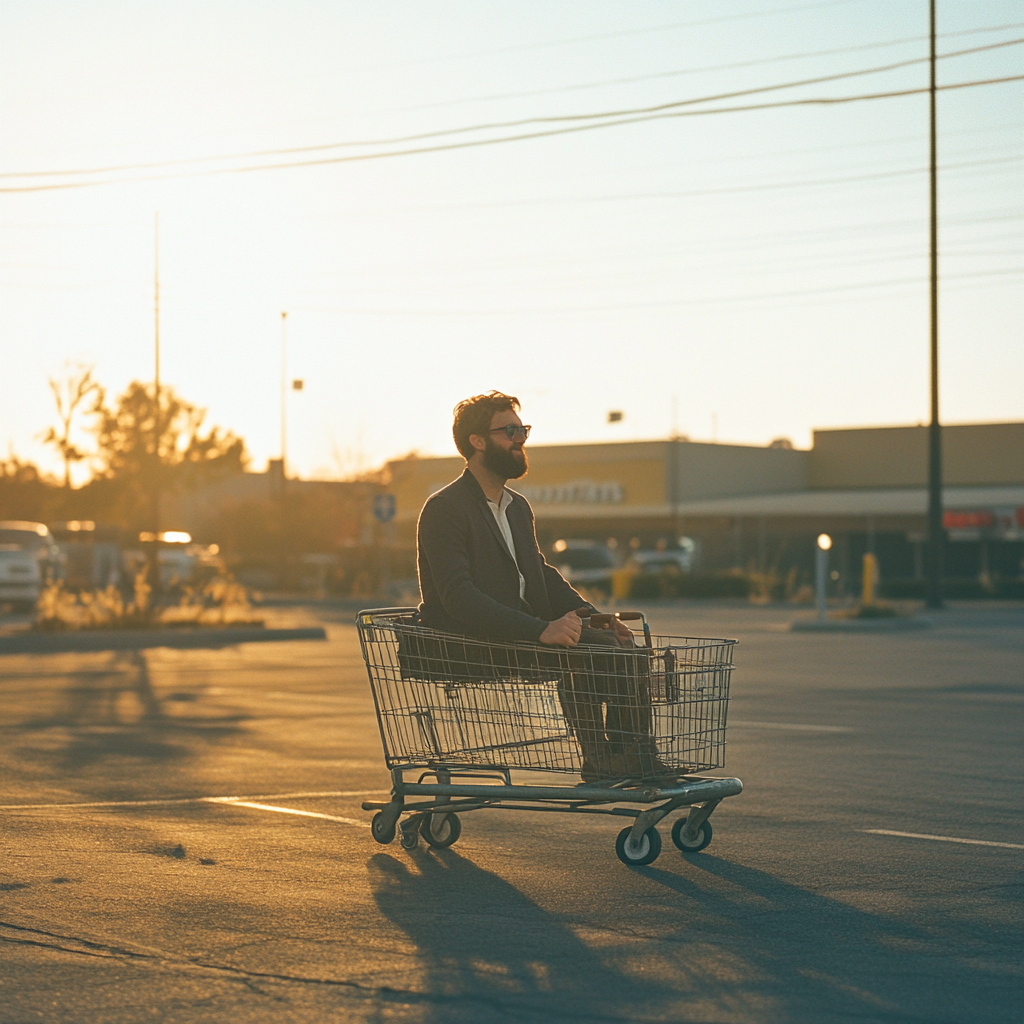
[{"xmin": 416, "ymin": 391, "xmax": 671, "ymax": 781}]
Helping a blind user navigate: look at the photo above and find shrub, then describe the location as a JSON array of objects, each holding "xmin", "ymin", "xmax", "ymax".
[{"xmin": 34, "ymin": 571, "xmax": 260, "ymax": 630}]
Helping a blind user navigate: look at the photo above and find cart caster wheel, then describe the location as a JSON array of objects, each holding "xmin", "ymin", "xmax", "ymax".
[
  {"xmin": 615, "ymin": 826, "xmax": 662, "ymax": 866},
  {"xmin": 672, "ymin": 818, "xmax": 713, "ymax": 853},
  {"xmin": 400, "ymin": 825, "xmax": 420, "ymax": 851},
  {"xmin": 371, "ymin": 812, "xmax": 396, "ymax": 845},
  {"xmin": 421, "ymin": 812, "xmax": 461, "ymax": 848}
]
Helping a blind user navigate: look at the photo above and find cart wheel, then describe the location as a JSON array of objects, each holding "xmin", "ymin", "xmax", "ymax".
[
  {"xmin": 400, "ymin": 825, "xmax": 420, "ymax": 851},
  {"xmin": 615, "ymin": 826, "xmax": 662, "ymax": 866},
  {"xmin": 672, "ymin": 818, "xmax": 713, "ymax": 853},
  {"xmin": 371, "ymin": 812, "xmax": 396, "ymax": 845},
  {"xmin": 421, "ymin": 812, "xmax": 462, "ymax": 848}
]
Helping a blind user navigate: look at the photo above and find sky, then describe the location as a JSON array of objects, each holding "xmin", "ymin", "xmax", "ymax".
[{"xmin": 1, "ymin": 0, "xmax": 1021, "ymax": 483}]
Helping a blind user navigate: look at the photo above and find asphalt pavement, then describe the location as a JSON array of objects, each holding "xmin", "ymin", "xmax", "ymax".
[{"xmin": 1, "ymin": 601, "xmax": 1021, "ymax": 1023}]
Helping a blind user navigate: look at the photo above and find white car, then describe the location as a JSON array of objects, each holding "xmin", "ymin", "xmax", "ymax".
[
  {"xmin": 0, "ymin": 521, "xmax": 63, "ymax": 583},
  {"xmin": 0, "ymin": 546, "xmax": 42, "ymax": 609},
  {"xmin": 627, "ymin": 537, "xmax": 698, "ymax": 574},
  {"xmin": 550, "ymin": 539, "xmax": 617, "ymax": 588}
]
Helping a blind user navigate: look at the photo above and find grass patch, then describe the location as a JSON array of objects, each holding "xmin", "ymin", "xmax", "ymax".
[{"xmin": 34, "ymin": 571, "xmax": 262, "ymax": 631}]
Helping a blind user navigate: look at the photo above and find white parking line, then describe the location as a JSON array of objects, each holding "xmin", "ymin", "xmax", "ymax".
[
  {"xmin": 0, "ymin": 790, "xmax": 386, "ymax": 812},
  {"xmin": 219, "ymin": 801, "xmax": 370, "ymax": 828},
  {"xmin": 730, "ymin": 721, "xmax": 853, "ymax": 732},
  {"xmin": 863, "ymin": 829, "xmax": 1024, "ymax": 850}
]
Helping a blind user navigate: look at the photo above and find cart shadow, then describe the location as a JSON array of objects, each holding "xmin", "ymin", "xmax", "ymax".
[
  {"xmin": 366, "ymin": 848, "xmax": 676, "ymax": 1022},
  {"xmin": 639, "ymin": 853, "xmax": 1011, "ymax": 1021},
  {"xmin": 7, "ymin": 650, "xmax": 245, "ymax": 771}
]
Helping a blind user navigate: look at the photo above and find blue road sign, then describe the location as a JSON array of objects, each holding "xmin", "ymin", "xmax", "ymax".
[{"xmin": 373, "ymin": 493, "xmax": 396, "ymax": 524}]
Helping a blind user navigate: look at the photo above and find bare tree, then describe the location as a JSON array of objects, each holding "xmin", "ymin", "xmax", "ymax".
[{"xmin": 40, "ymin": 364, "xmax": 103, "ymax": 488}]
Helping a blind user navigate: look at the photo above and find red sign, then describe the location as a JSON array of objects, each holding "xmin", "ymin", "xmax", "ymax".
[{"xmin": 943, "ymin": 510, "xmax": 994, "ymax": 530}]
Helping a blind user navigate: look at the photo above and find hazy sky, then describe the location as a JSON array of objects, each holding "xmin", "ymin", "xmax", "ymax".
[{"xmin": 2, "ymin": 0, "xmax": 1021, "ymax": 482}]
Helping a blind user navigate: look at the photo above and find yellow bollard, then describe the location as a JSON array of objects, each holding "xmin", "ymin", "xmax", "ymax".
[
  {"xmin": 862, "ymin": 552, "xmax": 878, "ymax": 606},
  {"xmin": 611, "ymin": 568, "xmax": 636, "ymax": 601}
]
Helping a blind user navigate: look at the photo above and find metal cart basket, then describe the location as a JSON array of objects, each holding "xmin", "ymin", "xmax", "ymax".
[{"xmin": 358, "ymin": 608, "xmax": 742, "ymax": 866}]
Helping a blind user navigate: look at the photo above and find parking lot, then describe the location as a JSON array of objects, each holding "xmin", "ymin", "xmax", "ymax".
[{"xmin": 1, "ymin": 601, "xmax": 1021, "ymax": 1023}]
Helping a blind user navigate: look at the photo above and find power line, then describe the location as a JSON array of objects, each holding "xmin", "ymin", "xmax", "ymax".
[
  {"xmin": 6, "ymin": 211, "xmax": 1017, "ymax": 290},
  {"xmin": 406, "ymin": 21, "xmax": 1024, "ymax": 112},
  {"xmin": 290, "ymin": 268, "xmax": 1023, "ymax": 318},
  {"xmin": 282, "ymin": 157, "xmax": 1021, "ymax": 254},
  {"xmin": 289, "ymin": 124, "xmax": 1022, "ymax": 220},
  {"xmin": 285, "ymin": 210, "xmax": 1023, "ymax": 284},
  {"xmin": 288, "ymin": 227, "xmax": 1024, "ymax": 289},
  {"xmin": 273, "ymin": 36, "xmax": 1024, "ymax": 141},
  {"xmin": 5, "ymin": 73, "xmax": 1021, "ymax": 195},
  {"xmin": 4, "ymin": 37, "xmax": 1020, "ymax": 182},
  {"xmin": 397, "ymin": 154, "xmax": 1024, "ymax": 213},
  {"xmin": 355, "ymin": 0, "xmax": 869, "ymax": 70}
]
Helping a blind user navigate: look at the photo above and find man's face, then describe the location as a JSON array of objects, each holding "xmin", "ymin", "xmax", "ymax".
[{"xmin": 481, "ymin": 409, "xmax": 528, "ymax": 480}]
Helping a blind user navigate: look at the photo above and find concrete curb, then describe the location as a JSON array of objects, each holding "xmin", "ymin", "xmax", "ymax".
[
  {"xmin": 0, "ymin": 626, "xmax": 327, "ymax": 655},
  {"xmin": 789, "ymin": 617, "xmax": 931, "ymax": 633}
]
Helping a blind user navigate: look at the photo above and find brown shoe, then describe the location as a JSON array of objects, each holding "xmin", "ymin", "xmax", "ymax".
[
  {"xmin": 610, "ymin": 750, "xmax": 678, "ymax": 781},
  {"xmin": 580, "ymin": 757, "xmax": 616, "ymax": 783}
]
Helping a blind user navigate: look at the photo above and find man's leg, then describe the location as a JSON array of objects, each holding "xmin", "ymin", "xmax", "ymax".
[
  {"xmin": 556, "ymin": 675, "xmax": 608, "ymax": 772},
  {"xmin": 553, "ymin": 629, "xmax": 620, "ymax": 778},
  {"xmin": 578, "ymin": 629, "xmax": 673, "ymax": 779},
  {"xmin": 603, "ymin": 652, "xmax": 654, "ymax": 752}
]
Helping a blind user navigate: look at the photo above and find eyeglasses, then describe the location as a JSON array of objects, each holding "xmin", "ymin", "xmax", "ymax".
[{"xmin": 489, "ymin": 424, "xmax": 531, "ymax": 440}]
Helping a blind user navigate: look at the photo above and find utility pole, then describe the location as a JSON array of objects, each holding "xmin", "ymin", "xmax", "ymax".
[
  {"xmin": 154, "ymin": 214, "xmax": 160, "ymax": 408},
  {"xmin": 670, "ymin": 396, "xmax": 681, "ymax": 542},
  {"xmin": 280, "ymin": 311, "xmax": 288, "ymax": 481},
  {"xmin": 150, "ymin": 212, "xmax": 163, "ymax": 600},
  {"xmin": 926, "ymin": 0, "xmax": 944, "ymax": 609}
]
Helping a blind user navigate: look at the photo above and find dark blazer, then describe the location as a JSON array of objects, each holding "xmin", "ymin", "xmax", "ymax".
[{"xmin": 417, "ymin": 469, "xmax": 596, "ymax": 641}]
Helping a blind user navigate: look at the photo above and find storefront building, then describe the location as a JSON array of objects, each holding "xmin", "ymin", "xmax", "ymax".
[{"xmin": 385, "ymin": 421, "xmax": 1024, "ymax": 591}]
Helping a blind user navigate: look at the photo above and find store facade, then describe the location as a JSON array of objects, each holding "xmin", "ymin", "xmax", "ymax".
[{"xmin": 384, "ymin": 421, "xmax": 1024, "ymax": 592}]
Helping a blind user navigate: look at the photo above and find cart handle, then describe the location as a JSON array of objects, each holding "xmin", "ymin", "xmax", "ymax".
[{"xmin": 587, "ymin": 611, "xmax": 652, "ymax": 648}]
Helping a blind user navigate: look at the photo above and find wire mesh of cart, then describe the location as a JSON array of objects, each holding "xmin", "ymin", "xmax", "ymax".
[{"xmin": 357, "ymin": 608, "xmax": 742, "ymax": 866}]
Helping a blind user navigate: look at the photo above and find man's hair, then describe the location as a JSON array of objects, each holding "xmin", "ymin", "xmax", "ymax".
[{"xmin": 452, "ymin": 391, "xmax": 520, "ymax": 459}]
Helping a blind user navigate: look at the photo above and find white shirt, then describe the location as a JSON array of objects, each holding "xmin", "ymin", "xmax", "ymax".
[{"xmin": 486, "ymin": 489, "xmax": 527, "ymax": 601}]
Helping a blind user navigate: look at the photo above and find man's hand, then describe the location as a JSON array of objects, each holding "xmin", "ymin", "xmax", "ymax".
[
  {"xmin": 590, "ymin": 612, "xmax": 637, "ymax": 648},
  {"xmin": 610, "ymin": 617, "xmax": 636, "ymax": 648},
  {"xmin": 539, "ymin": 609, "xmax": 583, "ymax": 646}
]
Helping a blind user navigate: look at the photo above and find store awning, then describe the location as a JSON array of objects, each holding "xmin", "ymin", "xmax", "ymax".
[{"xmin": 669, "ymin": 485, "xmax": 1024, "ymax": 518}]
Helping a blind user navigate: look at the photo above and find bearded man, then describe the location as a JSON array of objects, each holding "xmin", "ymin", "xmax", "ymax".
[{"xmin": 415, "ymin": 391, "xmax": 670, "ymax": 781}]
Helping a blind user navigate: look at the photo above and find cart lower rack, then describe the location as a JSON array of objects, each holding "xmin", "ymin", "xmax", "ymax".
[{"xmin": 357, "ymin": 608, "xmax": 742, "ymax": 866}]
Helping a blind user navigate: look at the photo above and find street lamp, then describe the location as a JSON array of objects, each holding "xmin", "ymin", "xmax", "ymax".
[
  {"xmin": 280, "ymin": 311, "xmax": 288, "ymax": 480},
  {"xmin": 816, "ymin": 533, "xmax": 832, "ymax": 621}
]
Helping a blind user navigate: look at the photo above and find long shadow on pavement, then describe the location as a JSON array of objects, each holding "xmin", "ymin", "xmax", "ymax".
[
  {"xmin": 639, "ymin": 853, "xmax": 1019, "ymax": 1024},
  {"xmin": 6, "ymin": 650, "xmax": 246, "ymax": 777},
  {"xmin": 367, "ymin": 847, "xmax": 680, "ymax": 1023}
]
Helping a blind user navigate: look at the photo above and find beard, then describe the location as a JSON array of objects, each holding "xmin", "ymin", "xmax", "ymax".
[{"xmin": 483, "ymin": 437, "xmax": 528, "ymax": 479}]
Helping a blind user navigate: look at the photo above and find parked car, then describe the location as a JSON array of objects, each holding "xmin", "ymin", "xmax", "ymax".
[
  {"xmin": 550, "ymin": 539, "xmax": 617, "ymax": 589},
  {"xmin": 49, "ymin": 521, "xmax": 125, "ymax": 590},
  {"xmin": 123, "ymin": 535, "xmax": 224, "ymax": 590},
  {"xmin": 0, "ymin": 546, "xmax": 42, "ymax": 610},
  {"xmin": 627, "ymin": 537, "xmax": 698, "ymax": 574},
  {"xmin": 0, "ymin": 520, "xmax": 64, "ymax": 585}
]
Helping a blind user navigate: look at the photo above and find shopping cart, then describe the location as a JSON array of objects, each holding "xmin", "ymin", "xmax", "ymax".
[{"xmin": 357, "ymin": 607, "xmax": 742, "ymax": 866}]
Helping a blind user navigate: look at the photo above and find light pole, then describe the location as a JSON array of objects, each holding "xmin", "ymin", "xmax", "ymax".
[
  {"xmin": 280, "ymin": 311, "xmax": 288, "ymax": 481},
  {"xmin": 149, "ymin": 212, "xmax": 163, "ymax": 599},
  {"xmin": 926, "ymin": 0, "xmax": 944, "ymax": 608},
  {"xmin": 816, "ymin": 533, "xmax": 832, "ymax": 622}
]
